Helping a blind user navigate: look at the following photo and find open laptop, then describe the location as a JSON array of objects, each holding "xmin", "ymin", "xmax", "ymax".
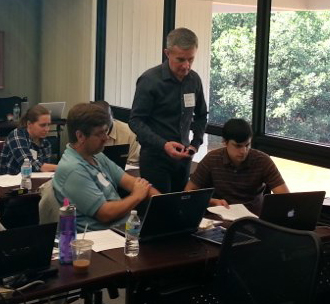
[
  {"xmin": 260, "ymin": 191, "xmax": 326, "ymax": 230},
  {"xmin": 0, "ymin": 223, "xmax": 57, "ymax": 280},
  {"xmin": 113, "ymin": 188, "xmax": 214, "ymax": 242},
  {"xmin": 21, "ymin": 101, "xmax": 30, "ymax": 116},
  {"xmin": 103, "ymin": 144, "xmax": 129, "ymax": 170},
  {"xmin": 39, "ymin": 102, "xmax": 66, "ymax": 120}
]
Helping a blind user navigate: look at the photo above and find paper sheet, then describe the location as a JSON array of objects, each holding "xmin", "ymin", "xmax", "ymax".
[
  {"xmin": 323, "ymin": 197, "xmax": 330, "ymax": 206},
  {"xmin": 199, "ymin": 218, "xmax": 222, "ymax": 229},
  {"xmin": 207, "ymin": 204, "xmax": 258, "ymax": 221},
  {"xmin": 0, "ymin": 174, "xmax": 21, "ymax": 187},
  {"xmin": 77, "ymin": 229, "xmax": 125, "ymax": 252},
  {"xmin": 31, "ymin": 172, "xmax": 55, "ymax": 178},
  {"xmin": 125, "ymin": 164, "xmax": 139, "ymax": 171}
]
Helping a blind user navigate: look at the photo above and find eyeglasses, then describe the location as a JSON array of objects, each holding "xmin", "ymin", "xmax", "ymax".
[{"xmin": 91, "ymin": 129, "xmax": 110, "ymax": 138}]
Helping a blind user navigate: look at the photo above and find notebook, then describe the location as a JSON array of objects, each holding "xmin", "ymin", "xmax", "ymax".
[
  {"xmin": 103, "ymin": 144, "xmax": 129, "ymax": 170},
  {"xmin": 39, "ymin": 102, "xmax": 66, "ymax": 120},
  {"xmin": 113, "ymin": 188, "xmax": 214, "ymax": 242},
  {"xmin": 0, "ymin": 222, "xmax": 57, "ymax": 279},
  {"xmin": 260, "ymin": 191, "xmax": 326, "ymax": 230}
]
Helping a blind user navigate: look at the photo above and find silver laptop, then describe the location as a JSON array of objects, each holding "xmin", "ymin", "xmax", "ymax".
[
  {"xmin": 21, "ymin": 101, "xmax": 30, "ymax": 116},
  {"xmin": 39, "ymin": 102, "xmax": 66, "ymax": 120}
]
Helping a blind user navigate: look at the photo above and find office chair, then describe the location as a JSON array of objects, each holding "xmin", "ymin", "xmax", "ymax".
[
  {"xmin": 0, "ymin": 192, "xmax": 41, "ymax": 229},
  {"xmin": 159, "ymin": 217, "xmax": 322, "ymax": 304},
  {"xmin": 212, "ymin": 217, "xmax": 321, "ymax": 304}
]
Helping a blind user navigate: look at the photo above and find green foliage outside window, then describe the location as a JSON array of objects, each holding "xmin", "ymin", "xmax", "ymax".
[{"xmin": 210, "ymin": 11, "xmax": 330, "ymax": 144}]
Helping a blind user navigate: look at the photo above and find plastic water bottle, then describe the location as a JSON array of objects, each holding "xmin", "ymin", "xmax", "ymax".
[
  {"xmin": 124, "ymin": 210, "xmax": 140, "ymax": 257},
  {"xmin": 13, "ymin": 104, "xmax": 20, "ymax": 121},
  {"xmin": 20, "ymin": 158, "xmax": 32, "ymax": 190},
  {"xmin": 59, "ymin": 198, "xmax": 77, "ymax": 264}
]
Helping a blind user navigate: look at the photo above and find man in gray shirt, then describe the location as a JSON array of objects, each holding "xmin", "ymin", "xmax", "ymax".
[{"xmin": 129, "ymin": 27, "xmax": 207, "ymax": 193}]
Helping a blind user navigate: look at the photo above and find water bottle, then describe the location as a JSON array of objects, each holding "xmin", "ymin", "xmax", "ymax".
[
  {"xmin": 59, "ymin": 198, "xmax": 77, "ymax": 264},
  {"xmin": 124, "ymin": 210, "xmax": 141, "ymax": 257},
  {"xmin": 13, "ymin": 104, "xmax": 20, "ymax": 121},
  {"xmin": 20, "ymin": 158, "xmax": 32, "ymax": 190}
]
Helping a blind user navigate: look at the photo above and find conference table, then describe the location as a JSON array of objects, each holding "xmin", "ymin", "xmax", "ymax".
[
  {"xmin": 101, "ymin": 235, "xmax": 221, "ymax": 304},
  {"xmin": 7, "ymin": 251, "xmax": 127, "ymax": 304}
]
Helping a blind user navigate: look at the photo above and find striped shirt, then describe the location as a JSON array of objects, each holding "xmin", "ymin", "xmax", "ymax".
[
  {"xmin": 0, "ymin": 128, "xmax": 51, "ymax": 175},
  {"xmin": 190, "ymin": 148, "xmax": 285, "ymax": 205}
]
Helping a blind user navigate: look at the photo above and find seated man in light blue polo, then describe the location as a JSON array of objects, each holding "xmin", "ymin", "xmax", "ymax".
[{"xmin": 53, "ymin": 103, "xmax": 159, "ymax": 232}]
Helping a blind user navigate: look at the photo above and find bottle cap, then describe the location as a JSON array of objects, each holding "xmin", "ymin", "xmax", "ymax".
[
  {"xmin": 63, "ymin": 197, "xmax": 70, "ymax": 207},
  {"xmin": 131, "ymin": 210, "xmax": 137, "ymax": 215}
]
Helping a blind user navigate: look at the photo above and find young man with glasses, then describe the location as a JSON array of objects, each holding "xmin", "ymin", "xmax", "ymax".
[{"xmin": 53, "ymin": 103, "xmax": 159, "ymax": 232}]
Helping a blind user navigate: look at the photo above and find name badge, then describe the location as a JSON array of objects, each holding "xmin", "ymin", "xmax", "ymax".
[
  {"xmin": 183, "ymin": 93, "xmax": 195, "ymax": 107},
  {"xmin": 97, "ymin": 172, "xmax": 110, "ymax": 187},
  {"xmin": 30, "ymin": 149, "xmax": 38, "ymax": 160}
]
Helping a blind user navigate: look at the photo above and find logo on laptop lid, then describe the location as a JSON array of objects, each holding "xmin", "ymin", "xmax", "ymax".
[{"xmin": 287, "ymin": 209, "xmax": 295, "ymax": 218}]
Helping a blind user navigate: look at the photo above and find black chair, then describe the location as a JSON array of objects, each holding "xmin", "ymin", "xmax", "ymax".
[
  {"xmin": 157, "ymin": 217, "xmax": 322, "ymax": 304},
  {"xmin": 0, "ymin": 96, "xmax": 27, "ymax": 121},
  {"xmin": 0, "ymin": 192, "xmax": 41, "ymax": 229}
]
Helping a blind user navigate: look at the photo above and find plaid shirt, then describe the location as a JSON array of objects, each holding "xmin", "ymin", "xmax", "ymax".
[{"xmin": 0, "ymin": 128, "xmax": 52, "ymax": 175}]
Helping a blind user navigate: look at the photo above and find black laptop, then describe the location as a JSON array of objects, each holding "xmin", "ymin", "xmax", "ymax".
[
  {"xmin": 0, "ymin": 223, "xmax": 57, "ymax": 280},
  {"xmin": 103, "ymin": 144, "xmax": 129, "ymax": 170},
  {"xmin": 113, "ymin": 188, "xmax": 214, "ymax": 242},
  {"xmin": 260, "ymin": 191, "xmax": 326, "ymax": 230}
]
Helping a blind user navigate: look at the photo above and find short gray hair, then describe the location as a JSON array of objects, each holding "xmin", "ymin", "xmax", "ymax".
[{"xmin": 166, "ymin": 27, "xmax": 198, "ymax": 50}]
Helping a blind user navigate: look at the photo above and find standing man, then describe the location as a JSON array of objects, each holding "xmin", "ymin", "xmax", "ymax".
[{"xmin": 129, "ymin": 28, "xmax": 207, "ymax": 193}]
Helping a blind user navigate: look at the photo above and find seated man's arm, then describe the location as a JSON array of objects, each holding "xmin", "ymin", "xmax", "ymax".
[
  {"xmin": 95, "ymin": 173, "xmax": 160, "ymax": 223},
  {"xmin": 41, "ymin": 163, "xmax": 57, "ymax": 172},
  {"xmin": 185, "ymin": 180, "xmax": 229, "ymax": 208},
  {"xmin": 120, "ymin": 173, "xmax": 160, "ymax": 197},
  {"xmin": 271, "ymin": 183, "xmax": 290, "ymax": 194}
]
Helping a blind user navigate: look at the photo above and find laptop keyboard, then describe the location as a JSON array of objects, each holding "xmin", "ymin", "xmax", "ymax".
[{"xmin": 194, "ymin": 226, "xmax": 227, "ymax": 244}]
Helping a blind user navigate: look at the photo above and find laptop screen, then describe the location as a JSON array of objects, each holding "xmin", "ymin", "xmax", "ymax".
[
  {"xmin": 0, "ymin": 223, "xmax": 57, "ymax": 278},
  {"xmin": 139, "ymin": 188, "xmax": 214, "ymax": 242},
  {"xmin": 39, "ymin": 102, "xmax": 65, "ymax": 120},
  {"xmin": 103, "ymin": 144, "xmax": 129, "ymax": 170}
]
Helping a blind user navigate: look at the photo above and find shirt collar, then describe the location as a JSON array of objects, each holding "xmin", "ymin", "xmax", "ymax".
[
  {"xmin": 222, "ymin": 148, "xmax": 252, "ymax": 170},
  {"xmin": 22, "ymin": 128, "xmax": 46, "ymax": 148},
  {"xmin": 161, "ymin": 60, "xmax": 192, "ymax": 83},
  {"xmin": 108, "ymin": 120, "xmax": 117, "ymax": 140}
]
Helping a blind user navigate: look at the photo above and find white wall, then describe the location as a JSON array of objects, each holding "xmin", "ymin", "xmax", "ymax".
[
  {"xmin": 0, "ymin": 0, "xmax": 40, "ymax": 102},
  {"xmin": 176, "ymin": 0, "xmax": 212, "ymax": 105},
  {"xmin": 40, "ymin": 0, "xmax": 96, "ymax": 116},
  {"xmin": 104, "ymin": 0, "xmax": 163, "ymax": 108}
]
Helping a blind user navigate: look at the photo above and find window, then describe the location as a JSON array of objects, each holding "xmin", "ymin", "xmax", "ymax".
[
  {"xmin": 209, "ymin": 3, "xmax": 257, "ymax": 126},
  {"xmin": 266, "ymin": 5, "xmax": 330, "ymax": 145}
]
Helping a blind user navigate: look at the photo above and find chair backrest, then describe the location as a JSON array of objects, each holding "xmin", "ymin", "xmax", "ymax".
[
  {"xmin": 38, "ymin": 179, "xmax": 60, "ymax": 224},
  {"xmin": 0, "ymin": 192, "xmax": 41, "ymax": 229},
  {"xmin": 217, "ymin": 217, "xmax": 322, "ymax": 304},
  {"xmin": 0, "ymin": 96, "xmax": 27, "ymax": 121}
]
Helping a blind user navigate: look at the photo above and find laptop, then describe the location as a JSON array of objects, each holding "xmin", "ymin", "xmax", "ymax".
[
  {"xmin": 113, "ymin": 188, "xmax": 214, "ymax": 242},
  {"xmin": 39, "ymin": 102, "xmax": 66, "ymax": 120},
  {"xmin": 0, "ymin": 223, "xmax": 57, "ymax": 280},
  {"xmin": 21, "ymin": 101, "xmax": 30, "ymax": 116},
  {"xmin": 260, "ymin": 191, "xmax": 326, "ymax": 230},
  {"xmin": 103, "ymin": 144, "xmax": 129, "ymax": 170}
]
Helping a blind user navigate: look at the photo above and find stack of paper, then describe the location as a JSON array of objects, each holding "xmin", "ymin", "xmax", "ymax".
[{"xmin": 207, "ymin": 204, "xmax": 258, "ymax": 221}]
